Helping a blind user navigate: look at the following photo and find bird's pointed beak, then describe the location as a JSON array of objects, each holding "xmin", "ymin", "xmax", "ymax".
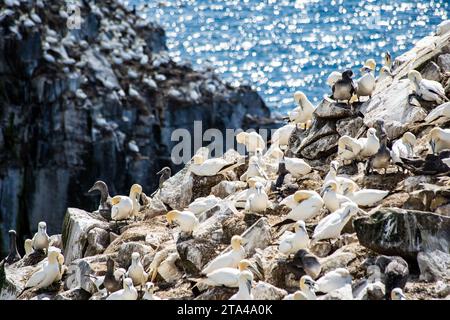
[
  {"xmin": 248, "ymin": 263, "xmax": 263, "ymax": 280},
  {"xmin": 157, "ymin": 168, "xmax": 165, "ymax": 175},
  {"xmin": 88, "ymin": 186, "xmax": 97, "ymax": 193},
  {"xmin": 430, "ymin": 139, "xmax": 436, "ymax": 155},
  {"xmin": 246, "ymin": 279, "xmax": 252, "ymax": 293}
]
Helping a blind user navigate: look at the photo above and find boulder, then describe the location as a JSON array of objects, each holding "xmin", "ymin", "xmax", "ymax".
[
  {"xmin": 1, "ymin": 263, "xmax": 43, "ymax": 300},
  {"xmin": 240, "ymin": 218, "xmax": 272, "ymax": 256},
  {"xmin": 319, "ymin": 247, "xmax": 357, "ymax": 274},
  {"xmin": 354, "ymin": 208, "xmax": 450, "ymax": 260},
  {"xmin": 62, "ymin": 208, "xmax": 110, "ymax": 265},
  {"xmin": 176, "ymin": 238, "xmax": 218, "ymax": 276},
  {"xmin": 421, "ymin": 61, "xmax": 442, "ymax": 82},
  {"xmin": 437, "ymin": 53, "xmax": 450, "ymax": 73},
  {"xmin": 211, "ymin": 181, "xmax": 246, "ymax": 198},
  {"xmin": 417, "ymin": 250, "xmax": 450, "ymax": 282},
  {"xmin": 252, "ymin": 281, "xmax": 287, "ymax": 300},
  {"xmin": 65, "ymin": 255, "xmax": 109, "ymax": 294},
  {"xmin": 313, "ymin": 100, "xmax": 353, "ymax": 119},
  {"xmin": 55, "ymin": 288, "xmax": 91, "ymax": 300},
  {"xmin": 116, "ymin": 242, "xmax": 154, "ymax": 268}
]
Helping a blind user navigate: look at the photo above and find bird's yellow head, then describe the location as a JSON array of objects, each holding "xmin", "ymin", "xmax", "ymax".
[
  {"xmin": 300, "ymin": 275, "xmax": 318, "ymax": 292},
  {"xmin": 238, "ymin": 259, "xmax": 252, "ymax": 271},
  {"xmin": 231, "ymin": 235, "xmax": 245, "ymax": 249},
  {"xmin": 361, "ymin": 59, "xmax": 376, "ymax": 71},
  {"xmin": 391, "ymin": 288, "xmax": 407, "ymax": 300},
  {"xmin": 293, "ymin": 190, "xmax": 312, "ymax": 203},
  {"xmin": 236, "ymin": 132, "xmax": 248, "ymax": 144},
  {"xmin": 408, "ymin": 70, "xmax": 422, "ymax": 83},
  {"xmin": 192, "ymin": 154, "xmax": 204, "ymax": 165},
  {"xmin": 402, "ymin": 132, "xmax": 417, "ymax": 145},
  {"xmin": 166, "ymin": 210, "xmax": 180, "ymax": 224},
  {"xmin": 293, "ymin": 91, "xmax": 306, "ymax": 104},
  {"xmin": 247, "ymin": 177, "xmax": 259, "ymax": 188},
  {"xmin": 379, "ymin": 66, "xmax": 393, "ymax": 77},
  {"xmin": 429, "ymin": 127, "xmax": 442, "ymax": 139},
  {"xmin": 111, "ymin": 196, "xmax": 122, "ymax": 205},
  {"xmin": 130, "ymin": 184, "xmax": 142, "ymax": 194}
]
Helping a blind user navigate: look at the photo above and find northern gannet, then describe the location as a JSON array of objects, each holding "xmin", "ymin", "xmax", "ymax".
[
  {"xmin": 311, "ymin": 203, "xmax": 358, "ymax": 244},
  {"xmin": 408, "ymin": 70, "xmax": 448, "ymax": 104},
  {"xmin": 111, "ymin": 195, "xmax": 134, "ymax": 221},
  {"xmin": 289, "ymin": 249, "xmax": 322, "ymax": 279},
  {"xmin": 357, "ymin": 128, "xmax": 380, "ymax": 158},
  {"xmin": 391, "ymin": 288, "xmax": 407, "ymax": 300},
  {"xmin": 5, "ymin": 230, "xmax": 21, "ymax": 265},
  {"xmin": 129, "ymin": 184, "xmax": 143, "ymax": 219},
  {"xmin": 391, "ymin": 132, "xmax": 416, "ymax": 165},
  {"xmin": 31, "ymin": 221, "xmax": 50, "ymax": 253},
  {"xmin": 166, "ymin": 210, "xmax": 199, "ymax": 234},
  {"xmin": 102, "ymin": 258, "xmax": 124, "ymax": 296},
  {"xmin": 327, "ymin": 71, "xmax": 342, "ymax": 87},
  {"xmin": 234, "ymin": 178, "xmax": 259, "ymax": 209},
  {"xmin": 271, "ymin": 124, "xmax": 295, "ymax": 147},
  {"xmin": 199, "ymin": 260, "xmax": 262, "ymax": 288},
  {"xmin": 201, "ymin": 235, "xmax": 246, "ymax": 275},
  {"xmin": 284, "ymin": 275, "xmax": 318, "ymax": 300},
  {"xmin": 289, "ymin": 91, "xmax": 315, "ymax": 128},
  {"xmin": 24, "ymin": 239, "xmax": 34, "ymax": 256},
  {"xmin": 151, "ymin": 166, "xmax": 172, "ymax": 196},
  {"xmin": 323, "ymin": 160, "xmax": 360, "ymax": 194},
  {"xmin": 240, "ymin": 156, "xmax": 268, "ymax": 181},
  {"xmin": 236, "ymin": 131, "xmax": 265, "ymax": 154},
  {"xmin": 127, "ymin": 252, "xmax": 148, "ymax": 287},
  {"xmin": 278, "ymin": 221, "xmax": 309, "ymax": 255},
  {"xmin": 425, "ymin": 102, "xmax": 450, "ymax": 123},
  {"xmin": 337, "ymin": 135, "xmax": 363, "ymax": 163},
  {"xmin": 24, "ymin": 248, "xmax": 62, "ymax": 290},
  {"xmin": 321, "ymin": 181, "xmax": 353, "ymax": 212},
  {"xmin": 229, "ymin": 270, "xmax": 254, "ymax": 300},
  {"xmin": 106, "ymin": 278, "xmax": 138, "ymax": 300},
  {"xmin": 190, "ymin": 154, "xmax": 236, "ymax": 176},
  {"xmin": 316, "ymin": 268, "xmax": 352, "ymax": 294},
  {"xmin": 356, "ymin": 59, "xmax": 376, "ymax": 100},
  {"xmin": 274, "ymin": 190, "xmax": 324, "ymax": 227},
  {"xmin": 342, "ymin": 182, "xmax": 389, "ymax": 207},
  {"xmin": 245, "ymin": 182, "xmax": 269, "ymax": 213},
  {"xmin": 377, "ymin": 66, "xmax": 393, "ymax": 83},
  {"xmin": 428, "ymin": 127, "xmax": 450, "ymax": 154},
  {"xmin": 332, "ymin": 70, "xmax": 357, "ymax": 104},
  {"xmin": 283, "ymin": 157, "xmax": 312, "ymax": 178},
  {"xmin": 188, "ymin": 195, "xmax": 220, "ymax": 215},
  {"xmin": 142, "ymin": 282, "xmax": 162, "ymax": 300}
]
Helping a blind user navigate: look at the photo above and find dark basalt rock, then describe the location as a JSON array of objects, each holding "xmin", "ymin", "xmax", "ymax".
[{"xmin": 354, "ymin": 208, "xmax": 450, "ymax": 261}]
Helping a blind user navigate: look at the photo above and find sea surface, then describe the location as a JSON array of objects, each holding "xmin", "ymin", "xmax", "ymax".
[{"xmin": 130, "ymin": 0, "xmax": 449, "ymax": 114}]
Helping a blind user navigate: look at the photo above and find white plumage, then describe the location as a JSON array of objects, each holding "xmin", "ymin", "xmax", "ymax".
[
  {"xmin": 166, "ymin": 210, "xmax": 199, "ymax": 233},
  {"xmin": 284, "ymin": 157, "xmax": 312, "ymax": 178},
  {"xmin": 391, "ymin": 132, "xmax": 416, "ymax": 164},
  {"xmin": 25, "ymin": 249, "xmax": 61, "ymax": 289},
  {"xmin": 245, "ymin": 182, "xmax": 269, "ymax": 212},
  {"xmin": 321, "ymin": 181, "xmax": 353, "ymax": 212},
  {"xmin": 323, "ymin": 160, "xmax": 360, "ymax": 194},
  {"xmin": 142, "ymin": 282, "xmax": 162, "ymax": 300},
  {"xmin": 289, "ymin": 91, "xmax": 315, "ymax": 126},
  {"xmin": 106, "ymin": 278, "xmax": 138, "ymax": 300},
  {"xmin": 111, "ymin": 195, "xmax": 133, "ymax": 221},
  {"xmin": 188, "ymin": 195, "xmax": 220, "ymax": 215},
  {"xmin": 327, "ymin": 71, "xmax": 342, "ymax": 87},
  {"xmin": 344, "ymin": 185, "xmax": 389, "ymax": 207},
  {"xmin": 284, "ymin": 190, "xmax": 324, "ymax": 222},
  {"xmin": 126, "ymin": 252, "xmax": 148, "ymax": 287},
  {"xmin": 190, "ymin": 154, "xmax": 234, "ymax": 176},
  {"xmin": 201, "ymin": 235, "xmax": 246, "ymax": 275},
  {"xmin": 337, "ymin": 135, "xmax": 362, "ymax": 162},
  {"xmin": 278, "ymin": 221, "xmax": 309, "ymax": 255},
  {"xmin": 271, "ymin": 124, "xmax": 295, "ymax": 147},
  {"xmin": 229, "ymin": 271, "xmax": 254, "ymax": 300},
  {"xmin": 236, "ymin": 131, "xmax": 265, "ymax": 154},
  {"xmin": 408, "ymin": 70, "xmax": 448, "ymax": 104},
  {"xmin": 316, "ymin": 268, "xmax": 352, "ymax": 294},
  {"xmin": 429, "ymin": 127, "xmax": 450, "ymax": 154},
  {"xmin": 357, "ymin": 128, "xmax": 380, "ymax": 158},
  {"xmin": 425, "ymin": 102, "xmax": 450, "ymax": 123},
  {"xmin": 312, "ymin": 203, "xmax": 359, "ymax": 243}
]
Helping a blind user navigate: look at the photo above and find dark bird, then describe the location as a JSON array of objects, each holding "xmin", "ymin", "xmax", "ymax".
[
  {"xmin": 272, "ymin": 161, "xmax": 288, "ymax": 191},
  {"xmin": 366, "ymin": 139, "xmax": 391, "ymax": 174},
  {"xmin": 5, "ymin": 230, "xmax": 21, "ymax": 265},
  {"xmin": 88, "ymin": 181, "xmax": 112, "ymax": 220},
  {"xmin": 102, "ymin": 258, "xmax": 124, "ymax": 296},
  {"xmin": 332, "ymin": 69, "xmax": 357, "ymax": 105},
  {"xmin": 151, "ymin": 167, "xmax": 172, "ymax": 196},
  {"xmin": 374, "ymin": 255, "xmax": 409, "ymax": 300},
  {"xmin": 399, "ymin": 153, "xmax": 450, "ymax": 175},
  {"xmin": 286, "ymin": 249, "xmax": 322, "ymax": 280}
]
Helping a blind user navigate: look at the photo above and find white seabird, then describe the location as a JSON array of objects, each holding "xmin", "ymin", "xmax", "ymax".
[
  {"xmin": 271, "ymin": 124, "xmax": 295, "ymax": 147},
  {"xmin": 289, "ymin": 91, "xmax": 315, "ymax": 128},
  {"xmin": 245, "ymin": 182, "xmax": 269, "ymax": 213},
  {"xmin": 110, "ymin": 196, "xmax": 133, "ymax": 221},
  {"xmin": 236, "ymin": 131, "xmax": 265, "ymax": 154},
  {"xmin": 240, "ymin": 156, "xmax": 268, "ymax": 182},
  {"xmin": 278, "ymin": 221, "xmax": 309, "ymax": 255},
  {"xmin": 321, "ymin": 180, "xmax": 353, "ymax": 213},
  {"xmin": 166, "ymin": 210, "xmax": 199, "ymax": 234},
  {"xmin": 234, "ymin": 178, "xmax": 260, "ymax": 209},
  {"xmin": 342, "ymin": 182, "xmax": 389, "ymax": 207},
  {"xmin": 323, "ymin": 160, "xmax": 360, "ymax": 194},
  {"xmin": 24, "ymin": 248, "xmax": 62, "ymax": 290},
  {"xmin": 391, "ymin": 288, "xmax": 408, "ymax": 300},
  {"xmin": 316, "ymin": 268, "xmax": 352, "ymax": 294},
  {"xmin": 425, "ymin": 102, "xmax": 450, "ymax": 123},
  {"xmin": 190, "ymin": 154, "xmax": 235, "ymax": 177},
  {"xmin": 356, "ymin": 59, "xmax": 376, "ymax": 100},
  {"xmin": 428, "ymin": 127, "xmax": 450, "ymax": 154},
  {"xmin": 408, "ymin": 70, "xmax": 448, "ymax": 104},
  {"xmin": 275, "ymin": 190, "xmax": 324, "ymax": 226},
  {"xmin": 106, "ymin": 278, "xmax": 138, "ymax": 300},
  {"xmin": 283, "ymin": 156, "xmax": 312, "ymax": 178},
  {"xmin": 283, "ymin": 275, "xmax": 318, "ymax": 300},
  {"xmin": 201, "ymin": 235, "xmax": 246, "ymax": 275},
  {"xmin": 126, "ymin": 252, "xmax": 148, "ymax": 287},
  {"xmin": 311, "ymin": 202, "xmax": 359, "ymax": 244},
  {"xmin": 327, "ymin": 71, "xmax": 342, "ymax": 87},
  {"xmin": 391, "ymin": 132, "xmax": 416, "ymax": 164},
  {"xmin": 188, "ymin": 195, "xmax": 220, "ymax": 215},
  {"xmin": 31, "ymin": 221, "xmax": 50, "ymax": 253},
  {"xmin": 337, "ymin": 135, "xmax": 363, "ymax": 163},
  {"xmin": 357, "ymin": 128, "xmax": 380, "ymax": 158},
  {"xmin": 142, "ymin": 282, "xmax": 162, "ymax": 300},
  {"xmin": 199, "ymin": 260, "xmax": 260, "ymax": 288},
  {"xmin": 229, "ymin": 270, "xmax": 254, "ymax": 300},
  {"xmin": 377, "ymin": 66, "xmax": 393, "ymax": 84}
]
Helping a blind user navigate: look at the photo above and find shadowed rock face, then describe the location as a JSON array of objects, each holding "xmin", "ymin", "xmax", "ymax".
[
  {"xmin": 0, "ymin": 1, "xmax": 273, "ymax": 254},
  {"xmin": 354, "ymin": 208, "xmax": 450, "ymax": 261}
]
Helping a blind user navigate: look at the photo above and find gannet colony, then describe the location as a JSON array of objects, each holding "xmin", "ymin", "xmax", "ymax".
[{"xmin": 1, "ymin": 0, "xmax": 450, "ymax": 301}]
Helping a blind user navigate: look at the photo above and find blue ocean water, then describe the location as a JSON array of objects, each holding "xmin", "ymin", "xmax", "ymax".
[{"xmin": 131, "ymin": 0, "xmax": 449, "ymax": 114}]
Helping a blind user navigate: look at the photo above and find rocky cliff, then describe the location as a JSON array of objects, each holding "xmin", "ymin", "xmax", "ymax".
[{"xmin": 0, "ymin": 0, "xmax": 274, "ymax": 254}]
